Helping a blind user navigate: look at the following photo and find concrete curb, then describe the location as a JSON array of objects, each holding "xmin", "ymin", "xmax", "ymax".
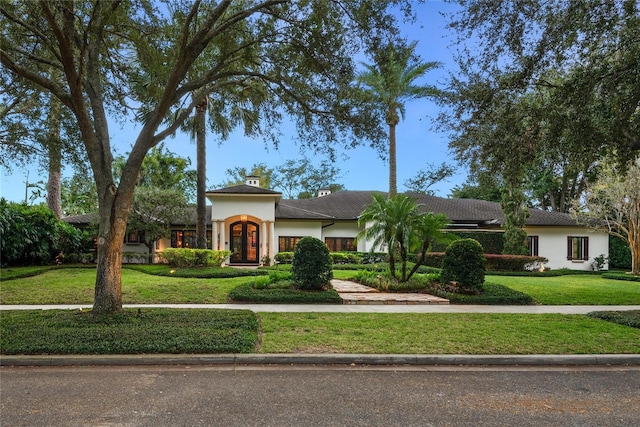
[{"xmin": 2, "ymin": 353, "xmax": 639, "ymax": 367}]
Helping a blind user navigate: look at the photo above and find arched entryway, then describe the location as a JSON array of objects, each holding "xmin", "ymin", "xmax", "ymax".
[{"xmin": 229, "ymin": 220, "xmax": 259, "ymax": 264}]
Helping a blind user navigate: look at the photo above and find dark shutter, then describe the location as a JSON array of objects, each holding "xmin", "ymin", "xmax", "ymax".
[
  {"xmin": 567, "ymin": 237, "xmax": 573, "ymax": 260},
  {"xmin": 583, "ymin": 237, "xmax": 589, "ymax": 260}
]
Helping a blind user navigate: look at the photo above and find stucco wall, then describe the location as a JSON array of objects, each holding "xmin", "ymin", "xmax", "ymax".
[
  {"xmin": 526, "ymin": 226, "xmax": 609, "ymax": 271},
  {"xmin": 209, "ymin": 196, "xmax": 276, "ymax": 221},
  {"xmin": 274, "ymin": 221, "xmax": 323, "ymax": 242}
]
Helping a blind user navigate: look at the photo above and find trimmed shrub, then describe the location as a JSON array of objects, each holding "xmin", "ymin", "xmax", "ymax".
[
  {"xmin": 609, "ymin": 235, "xmax": 632, "ymax": 270},
  {"xmin": 440, "ymin": 238, "xmax": 486, "ymax": 293},
  {"xmin": 360, "ymin": 252, "xmax": 388, "ymax": 264},
  {"xmin": 291, "ymin": 236, "xmax": 333, "ymax": 291},
  {"xmin": 159, "ymin": 248, "xmax": 230, "ymax": 267},
  {"xmin": 429, "ymin": 283, "xmax": 534, "ymax": 305},
  {"xmin": 421, "ymin": 252, "xmax": 446, "ymax": 269},
  {"xmin": 274, "ymin": 252, "xmax": 294, "ymax": 264},
  {"xmin": 330, "ymin": 252, "xmax": 362, "ymax": 264},
  {"xmin": 588, "ymin": 310, "xmax": 640, "ymax": 329},
  {"xmin": 229, "ymin": 283, "xmax": 342, "ymax": 304},
  {"xmin": 432, "ymin": 231, "xmax": 504, "ymax": 254},
  {"xmin": 602, "ymin": 272, "xmax": 640, "ymax": 282},
  {"xmin": 484, "ymin": 254, "xmax": 548, "ymax": 272}
]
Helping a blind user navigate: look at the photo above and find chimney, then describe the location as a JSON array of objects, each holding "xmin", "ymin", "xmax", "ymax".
[
  {"xmin": 245, "ymin": 175, "xmax": 260, "ymax": 187},
  {"xmin": 317, "ymin": 188, "xmax": 331, "ymax": 197}
]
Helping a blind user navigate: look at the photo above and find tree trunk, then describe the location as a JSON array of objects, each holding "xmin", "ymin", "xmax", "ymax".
[
  {"xmin": 388, "ymin": 120, "xmax": 398, "ymax": 197},
  {"xmin": 46, "ymin": 95, "xmax": 62, "ymax": 219},
  {"xmin": 93, "ymin": 218, "xmax": 125, "ymax": 313},
  {"xmin": 630, "ymin": 221, "xmax": 640, "ymax": 276},
  {"xmin": 195, "ymin": 98, "xmax": 207, "ymax": 249}
]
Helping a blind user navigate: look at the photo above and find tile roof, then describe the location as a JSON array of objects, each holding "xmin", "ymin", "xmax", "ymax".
[
  {"xmin": 207, "ymin": 184, "xmax": 281, "ymax": 195},
  {"xmin": 62, "ymin": 190, "xmax": 579, "ymax": 227},
  {"xmin": 276, "ymin": 190, "xmax": 579, "ymax": 227}
]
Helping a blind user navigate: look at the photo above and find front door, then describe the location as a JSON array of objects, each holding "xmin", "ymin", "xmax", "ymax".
[{"xmin": 230, "ymin": 221, "xmax": 259, "ymax": 264}]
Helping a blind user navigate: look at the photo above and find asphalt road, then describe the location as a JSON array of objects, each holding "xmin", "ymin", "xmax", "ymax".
[{"xmin": 2, "ymin": 364, "xmax": 639, "ymax": 426}]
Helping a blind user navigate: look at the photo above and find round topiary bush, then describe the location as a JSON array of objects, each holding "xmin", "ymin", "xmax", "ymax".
[
  {"xmin": 440, "ymin": 238, "xmax": 485, "ymax": 293},
  {"xmin": 291, "ymin": 236, "xmax": 333, "ymax": 291}
]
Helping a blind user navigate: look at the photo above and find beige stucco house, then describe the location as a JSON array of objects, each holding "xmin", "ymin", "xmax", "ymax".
[{"xmin": 64, "ymin": 176, "xmax": 609, "ymax": 270}]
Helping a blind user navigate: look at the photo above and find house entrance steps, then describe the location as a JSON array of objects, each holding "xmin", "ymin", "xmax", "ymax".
[{"xmin": 331, "ymin": 279, "xmax": 449, "ymax": 305}]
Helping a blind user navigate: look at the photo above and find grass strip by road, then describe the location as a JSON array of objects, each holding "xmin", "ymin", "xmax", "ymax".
[
  {"xmin": 258, "ymin": 312, "xmax": 640, "ymax": 355},
  {"xmin": 1, "ymin": 310, "xmax": 639, "ymax": 355},
  {"xmin": 0, "ymin": 309, "xmax": 258, "ymax": 355}
]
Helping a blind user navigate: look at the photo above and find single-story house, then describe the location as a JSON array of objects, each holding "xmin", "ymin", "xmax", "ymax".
[{"xmin": 63, "ymin": 176, "xmax": 609, "ymax": 270}]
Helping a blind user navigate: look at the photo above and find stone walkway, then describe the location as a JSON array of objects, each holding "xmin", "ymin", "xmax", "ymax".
[{"xmin": 331, "ymin": 279, "xmax": 450, "ymax": 305}]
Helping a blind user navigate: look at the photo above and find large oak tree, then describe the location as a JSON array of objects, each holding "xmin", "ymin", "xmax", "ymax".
[{"xmin": 1, "ymin": 0, "xmax": 400, "ymax": 313}]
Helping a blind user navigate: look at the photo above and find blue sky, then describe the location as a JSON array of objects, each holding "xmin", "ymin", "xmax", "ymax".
[{"xmin": 0, "ymin": 1, "xmax": 465, "ymax": 204}]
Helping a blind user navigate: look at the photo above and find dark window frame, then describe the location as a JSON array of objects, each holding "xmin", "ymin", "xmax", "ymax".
[
  {"xmin": 278, "ymin": 236, "xmax": 302, "ymax": 252},
  {"xmin": 527, "ymin": 236, "xmax": 539, "ymax": 257},
  {"xmin": 567, "ymin": 236, "xmax": 589, "ymax": 261},
  {"xmin": 325, "ymin": 237, "xmax": 356, "ymax": 252}
]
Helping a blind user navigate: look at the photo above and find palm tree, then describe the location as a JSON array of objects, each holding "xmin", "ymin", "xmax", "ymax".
[
  {"xmin": 194, "ymin": 96, "xmax": 208, "ymax": 249},
  {"xmin": 357, "ymin": 193, "xmax": 418, "ymax": 280},
  {"xmin": 357, "ymin": 41, "xmax": 441, "ymax": 197},
  {"xmin": 358, "ymin": 193, "xmax": 454, "ymax": 282},
  {"xmin": 406, "ymin": 212, "xmax": 455, "ymax": 281}
]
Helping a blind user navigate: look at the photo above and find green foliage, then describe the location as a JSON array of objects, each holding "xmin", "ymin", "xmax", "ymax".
[
  {"xmin": 441, "ymin": 239, "xmax": 486, "ymax": 292},
  {"xmin": 275, "ymin": 252, "xmax": 294, "ymax": 264},
  {"xmin": 123, "ymin": 264, "xmax": 266, "ymax": 278},
  {"xmin": 501, "ymin": 186, "xmax": 529, "ymax": 255},
  {"xmin": 588, "ymin": 310, "xmax": 640, "ymax": 329},
  {"xmin": 277, "ymin": 251, "xmax": 386, "ymax": 265},
  {"xmin": 0, "ymin": 309, "xmax": 258, "ymax": 355},
  {"xmin": 291, "ymin": 237, "xmax": 333, "ymax": 291},
  {"xmin": 272, "ymin": 158, "xmax": 345, "ymax": 199},
  {"xmin": 610, "ymin": 235, "xmax": 632, "ymax": 270},
  {"xmin": 357, "ymin": 39, "xmax": 442, "ymax": 195},
  {"xmin": 330, "ymin": 252, "xmax": 362, "ymax": 264},
  {"xmin": 404, "ymin": 162, "xmax": 455, "ymax": 195},
  {"xmin": 229, "ymin": 283, "xmax": 342, "ymax": 304},
  {"xmin": 0, "ymin": 200, "xmax": 89, "ymax": 266},
  {"xmin": 484, "ymin": 254, "xmax": 548, "ymax": 272},
  {"xmin": 432, "ymin": 231, "xmax": 504, "ymax": 254},
  {"xmin": 113, "ymin": 143, "xmax": 197, "ymax": 202},
  {"xmin": 429, "ymin": 283, "xmax": 534, "ymax": 305},
  {"xmin": 159, "ymin": 248, "xmax": 230, "ymax": 268},
  {"xmin": 601, "ymin": 272, "xmax": 640, "ymax": 283},
  {"xmin": 351, "ymin": 269, "xmax": 439, "ymax": 292}
]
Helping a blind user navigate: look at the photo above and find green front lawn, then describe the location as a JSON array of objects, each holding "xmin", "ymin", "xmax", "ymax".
[
  {"xmin": 2, "ymin": 266, "xmax": 639, "ymax": 306},
  {"xmin": 487, "ymin": 274, "xmax": 640, "ymax": 305},
  {"xmin": 0, "ymin": 268, "xmax": 245, "ymax": 304}
]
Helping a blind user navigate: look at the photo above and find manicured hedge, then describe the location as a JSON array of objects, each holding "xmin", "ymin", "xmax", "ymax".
[
  {"xmin": 0, "ymin": 309, "xmax": 259, "ymax": 354},
  {"xmin": 432, "ymin": 231, "xmax": 504, "ymax": 254},
  {"xmin": 484, "ymin": 254, "xmax": 548, "ymax": 272},
  {"xmin": 588, "ymin": 310, "xmax": 640, "ymax": 329},
  {"xmin": 601, "ymin": 272, "xmax": 640, "ymax": 282},
  {"xmin": 429, "ymin": 283, "xmax": 534, "ymax": 305},
  {"xmin": 229, "ymin": 283, "xmax": 342, "ymax": 304},
  {"xmin": 124, "ymin": 264, "xmax": 267, "ymax": 278},
  {"xmin": 609, "ymin": 235, "xmax": 632, "ymax": 270},
  {"xmin": 159, "ymin": 248, "xmax": 230, "ymax": 267}
]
